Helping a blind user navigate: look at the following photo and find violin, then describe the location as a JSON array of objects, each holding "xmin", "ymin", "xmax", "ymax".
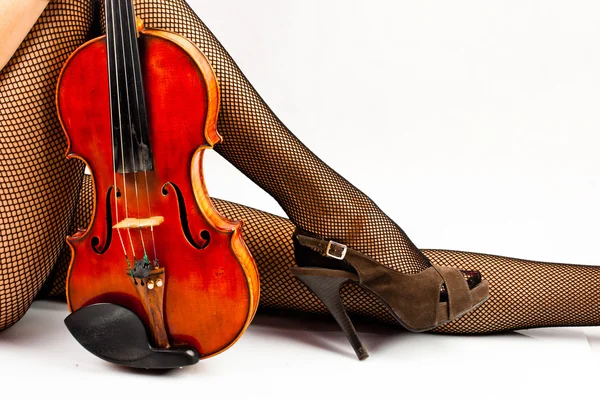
[{"xmin": 56, "ymin": 0, "xmax": 259, "ymax": 367}]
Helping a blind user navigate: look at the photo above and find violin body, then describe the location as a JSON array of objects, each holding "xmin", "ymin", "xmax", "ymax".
[{"xmin": 57, "ymin": 27, "xmax": 259, "ymax": 358}]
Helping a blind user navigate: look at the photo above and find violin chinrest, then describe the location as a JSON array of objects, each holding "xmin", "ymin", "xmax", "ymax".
[{"xmin": 64, "ymin": 303, "xmax": 200, "ymax": 369}]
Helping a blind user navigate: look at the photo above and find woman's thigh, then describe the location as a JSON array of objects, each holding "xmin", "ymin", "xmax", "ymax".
[{"xmin": 0, "ymin": 0, "xmax": 95, "ymax": 331}]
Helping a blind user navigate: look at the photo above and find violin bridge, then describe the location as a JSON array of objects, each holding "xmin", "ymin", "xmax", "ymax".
[{"xmin": 113, "ymin": 216, "xmax": 164, "ymax": 229}]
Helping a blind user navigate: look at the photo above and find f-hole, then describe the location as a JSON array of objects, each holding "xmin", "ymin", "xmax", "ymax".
[
  {"xmin": 161, "ymin": 182, "xmax": 210, "ymax": 250},
  {"xmin": 91, "ymin": 186, "xmax": 116, "ymax": 254}
]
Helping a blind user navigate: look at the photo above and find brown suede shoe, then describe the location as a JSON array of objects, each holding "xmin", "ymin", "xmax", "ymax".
[{"xmin": 291, "ymin": 227, "xmax": 490, "ymax": 360}]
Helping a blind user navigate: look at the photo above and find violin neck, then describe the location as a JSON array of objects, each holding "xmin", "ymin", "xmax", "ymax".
[{"xmin": 105, "ymin": 0, "xmax": 153, "ymax": 174}]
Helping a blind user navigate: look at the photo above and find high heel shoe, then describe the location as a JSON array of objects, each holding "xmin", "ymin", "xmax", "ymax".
[{"xmin": 291, "ymin": 227, "xmax": 490, "ymax": 360}]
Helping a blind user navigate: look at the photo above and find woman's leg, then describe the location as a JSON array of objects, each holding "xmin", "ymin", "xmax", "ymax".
[
  {"xmin": 214, "ymin": 198, "xmax": 600, "ymax": 333},
  {"xmin": 46, "ymin": 176, "xmax": 600, "ymax": 333},
  {"xmin": 129, "ymin": 0, "xmax": 429, "ymax": 275},
  {"xmin": 426, "ymin": 250, "xmax": 600, "ymax": 333},
  {"xmin": 40, "ymin": 171, "xmax": 94, "ymax": 299},
  {"xmin": 0, "ymin": 0, "xmax": 94, "ymax": 331}
]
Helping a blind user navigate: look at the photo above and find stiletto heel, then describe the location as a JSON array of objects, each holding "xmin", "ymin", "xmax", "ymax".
[
  {"xmin": 291, "ymin": 227, "xmax": 490, "ymax": 359},
  {"xmin": 296, "ymin": 274, "xmax": 369, "ymax": 360}
]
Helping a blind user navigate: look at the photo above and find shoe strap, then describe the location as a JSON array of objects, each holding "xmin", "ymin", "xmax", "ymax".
[
  {"xmin": 295, "ymin": 234, "xmax": 348, "ymax": 260},
  {"xmin": 428, "ymin": 263, "xmax": 473, "ymax": 320},
  {"xmin": 295, "ymin": 232, "xmax": 473, "ymax": 326}
]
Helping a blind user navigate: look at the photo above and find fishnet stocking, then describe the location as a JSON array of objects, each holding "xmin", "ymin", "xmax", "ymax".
[
  {"xmin": 3, "ymin": 0, "xmax": 600, "ymax": 336},
  {"xmin": 0, "ymin": 0, "xmax": 92, "ymax": 330},
  {"xmin": 426, "ymin": 250, "xmax": 600, "ymax": 334},
  {"xmin": 41, "ymin": 173, "xmax": 94, "ymax": 299},
  {"xmin": 206, "ymin": 198, "xmax": 600, "ymax": 333},
  {"xmin": 47, "ymin": 176, "xmax": 600, "ymax": 333},
  {"xmin": 128, "ymin": 0, "xmax": 430, "ymax": 275}
]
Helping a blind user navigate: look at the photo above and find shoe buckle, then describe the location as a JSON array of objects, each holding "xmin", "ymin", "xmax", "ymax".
[{"xmin": 325, "ymin": 240, "xmax": 347, "ymax": 260}]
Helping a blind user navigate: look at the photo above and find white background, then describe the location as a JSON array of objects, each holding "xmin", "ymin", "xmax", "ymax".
[{"xmin": 2, "ymin": 0, "xmax": 600, "ymax": 399}]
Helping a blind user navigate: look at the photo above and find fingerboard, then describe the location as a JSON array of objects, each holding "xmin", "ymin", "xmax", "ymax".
[{"xmin": 106, "ymin": 0, "xmax": 153, "ymax": 173}]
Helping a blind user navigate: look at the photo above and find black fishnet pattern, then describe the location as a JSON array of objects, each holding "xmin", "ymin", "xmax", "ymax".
[
  {"xmin": 0, "ymin": 0, "xmax": 92, "ymax": 330},
  {"xmin": 48, "ymin": 182, "xmax": 600, "ymax": 332},
  {"xmin": 201, "ymin": 201, "xmax": 600, "ymax": 332},
  {"xmin": 425, "ymin": 249, "xmax": 600, "ymax": 334},
  {"xmin": 45, "ymin": 174, "xmax": 94, "ymax": 298},
  {"xmin": 211, "ymin": 198, "xmax": 396, "ymax": 323},
  {"xmin": 127, "ymin": 0, "xmax": 429, "ymax": 275},
  {"xmin": 207, "ymin": 200, "xmax": 600, "ymax": 332}
]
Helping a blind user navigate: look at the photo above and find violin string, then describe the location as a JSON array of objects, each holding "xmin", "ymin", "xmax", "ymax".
[
  {"xmin": 107, "ymin": 0, "xmax": 128, "ymax": 260},
  {"xmin": 112, "ymin": 0, "xmax": 136, "ymax": 259},
  {"xmin": 124, "ymin": 0, "xmax": 157, "ymax": 266},
  {"xmin": 120, "ymin": 0, "xmax": 149, "ymax": 262}
]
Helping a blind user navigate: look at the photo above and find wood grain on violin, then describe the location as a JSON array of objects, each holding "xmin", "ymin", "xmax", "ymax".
[{"xmin": 56, "ymin": 0, "xmax": 259, "ymax": 359}]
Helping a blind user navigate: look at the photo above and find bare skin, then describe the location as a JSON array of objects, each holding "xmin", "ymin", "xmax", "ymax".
[{"xmin": 0, "ymin": 0, "xmax": 49, "ymax": 69}]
